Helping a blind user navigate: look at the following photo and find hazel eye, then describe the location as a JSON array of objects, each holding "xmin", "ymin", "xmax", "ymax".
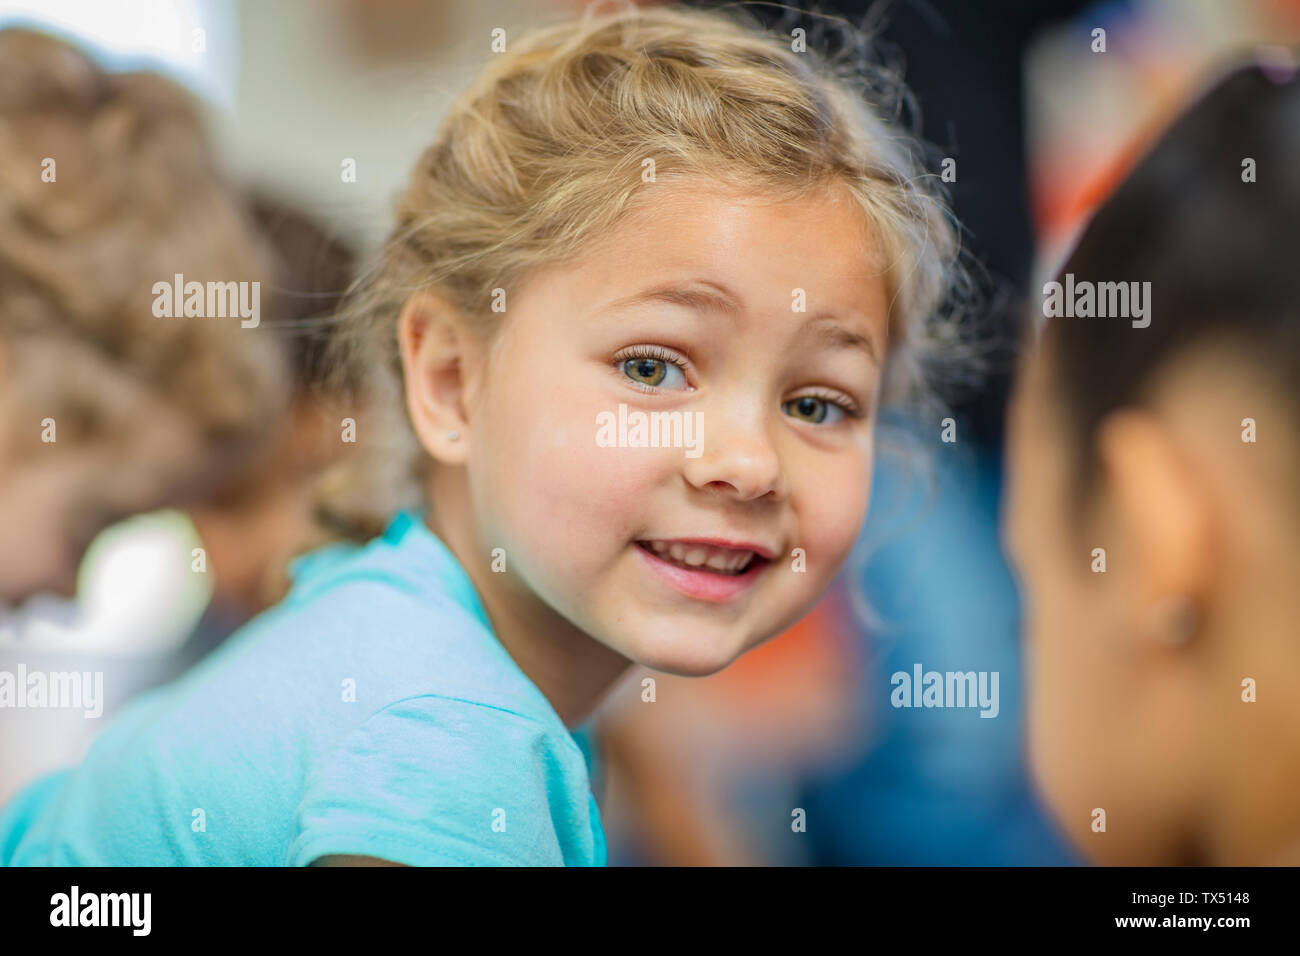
[
  {"xmin": 783, "ymin": 395, "xmax": 845, "ymax": 425},
  {"xmin": 623, "ymin": 357, "xmax": 665, "ymax": 386},
  {"xmin": 621, "ymin": 356, "xmax": 687, "ymax": 390}
]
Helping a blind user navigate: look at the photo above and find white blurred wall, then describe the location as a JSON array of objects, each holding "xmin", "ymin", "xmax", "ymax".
[{"xmin": 218, "ymin": 0, "xmax": 572, "ymax": 253}]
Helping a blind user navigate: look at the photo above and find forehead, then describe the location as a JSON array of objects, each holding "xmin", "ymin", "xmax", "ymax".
[
  {"xmin": 533, "ymin": 177, "xmax": 889, "ymax": 330},
  {"xmin": 606, "ymin": 176, "xmax": 880, "ymax": 270}
]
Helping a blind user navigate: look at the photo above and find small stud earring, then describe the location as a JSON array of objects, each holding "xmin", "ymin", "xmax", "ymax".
[{"xmin": 447, "ymin": 431, "xmax": 460, "ymax": 441}]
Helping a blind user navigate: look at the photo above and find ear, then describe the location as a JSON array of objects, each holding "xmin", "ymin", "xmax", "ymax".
[
  {"xmin": 398, "ymin": 290, "xmax": 483, "ymax": 466},
  {"xmin": 1095, "ymin": 409, "xmax": 1217, "ymax": 619}
]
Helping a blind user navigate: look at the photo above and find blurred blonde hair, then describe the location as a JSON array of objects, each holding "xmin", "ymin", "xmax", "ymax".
[
  {"xmin": 320, "ymin": 0, "xmax": 970, "ymax": 541},
  {"xmin": 0, "ymin": 27, "xmax": 288, "ymax": 492}
]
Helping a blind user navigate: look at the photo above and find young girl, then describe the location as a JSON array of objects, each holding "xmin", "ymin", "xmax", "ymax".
[
  {"xmin": 1005, "ymin": 60, "xmax": 1300, "ymax": 865},
  {"xmin": 1, "ymin": 2, "xmax": 963, "ymax": 865}
]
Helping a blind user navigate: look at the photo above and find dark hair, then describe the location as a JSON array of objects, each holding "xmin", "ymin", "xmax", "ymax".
[
  {"xmin": 248, "ymin": 193, "xmax": 358, "ymax": 391},
  {"xmin": 1042, "ymin": 59, "xmax": 1300, "ymax": 495}
]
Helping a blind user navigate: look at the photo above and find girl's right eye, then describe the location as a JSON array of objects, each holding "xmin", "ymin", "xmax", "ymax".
[{"xmin": 615, "ymin": 347, "xmax": 691, "ymax": 391}]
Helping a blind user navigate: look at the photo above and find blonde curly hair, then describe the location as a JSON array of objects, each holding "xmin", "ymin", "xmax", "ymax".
[{"xmin": 0, "ymin": 27, "xmax": 289, "ymax": 492}]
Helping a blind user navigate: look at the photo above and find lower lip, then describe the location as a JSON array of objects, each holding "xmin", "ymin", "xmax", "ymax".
[{"xmin": 633, "ymin": 542, "xmax": 767, "ymax": 603}]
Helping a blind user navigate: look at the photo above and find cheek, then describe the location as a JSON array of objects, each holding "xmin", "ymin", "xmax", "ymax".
[
  {"xmin": 1027, "ymin": 580, "xmax": 1090, "ymax": 737},
  {"xmin": 471, "ymin": 370, "xmax": 666, "ymax": 581},
  {"xmin": 1007, "ymin": 440, "xmax": 1106, "ymax": 822},
  {"xmin": 1014, "ymin": 496, "xmax": 1116, "ymax": 735},
  {"xmin": 790, "ymin": 447, "xmax": 873, "ymax": 582},
  {"xmin": 1024, "ymin": 545, "xmax": 1135, "ymax": 857}
]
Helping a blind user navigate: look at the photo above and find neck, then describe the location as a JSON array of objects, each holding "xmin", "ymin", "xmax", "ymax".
[{"xmin": 424, "ymin": 476, "xmax": 633, "ymax": 730}]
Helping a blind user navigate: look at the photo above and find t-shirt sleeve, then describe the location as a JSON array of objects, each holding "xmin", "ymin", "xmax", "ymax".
[{"xmin": 287, "ymin": 694, "xmax": 576, "ymax": 866}]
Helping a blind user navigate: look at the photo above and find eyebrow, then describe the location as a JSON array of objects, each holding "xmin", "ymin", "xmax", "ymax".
[
  {"xmin": 602, "ymin": 279, "xmax": 881, "ymax": 363},
  {"xmin": 806, "ymin": 316, "xmax": 881, "ymax": 364},
  {"xmin": 601, "ymin": 280, "xmax": 743, "ymax": 317}
]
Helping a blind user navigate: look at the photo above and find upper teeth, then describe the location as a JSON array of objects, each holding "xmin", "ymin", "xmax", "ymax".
[{"xmin": 646, "ymin": 540, "xmax": 756, "ymax": 573}]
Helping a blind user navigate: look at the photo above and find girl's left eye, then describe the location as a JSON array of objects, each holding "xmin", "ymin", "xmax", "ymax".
[
  {"xmin": 617, "ymin": 348, "xmax": 690, "ymax": 391},
  {"xmin": 783, "ymin": 394, "xmax": 850, "ymax": 425}
]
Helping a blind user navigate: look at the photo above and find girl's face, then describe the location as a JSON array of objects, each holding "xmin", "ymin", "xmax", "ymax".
[{"xmin": 462, "ymin": 177, "xmax": 888, "ymax": 676}]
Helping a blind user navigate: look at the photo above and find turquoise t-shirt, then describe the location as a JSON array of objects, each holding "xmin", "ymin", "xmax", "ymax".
[{"xmin": 0, "ymin": 509, "xmax": 607, "ymax": 866}]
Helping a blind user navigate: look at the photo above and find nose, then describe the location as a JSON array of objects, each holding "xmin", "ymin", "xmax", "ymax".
[{"xmin": 682, "ymin": 404, "xmax": 787, "ymax": 502}]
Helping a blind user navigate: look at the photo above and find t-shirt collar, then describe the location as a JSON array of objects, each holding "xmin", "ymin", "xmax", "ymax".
[{"xmin": 383, "ymin": 507, "xmax": 494, "ymax": 634}]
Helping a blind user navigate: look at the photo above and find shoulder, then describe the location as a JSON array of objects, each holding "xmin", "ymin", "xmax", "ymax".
[
  {"xmin": 313, "ymin": 693, "xmax": 582, "ymax": 792},
  {"xmin": 288, "ymin": 694, "xmax": 594, "ymax": 866},
  {"xmin": 205, "ymin": 542, "xmax": 496, "ymax": 708}
]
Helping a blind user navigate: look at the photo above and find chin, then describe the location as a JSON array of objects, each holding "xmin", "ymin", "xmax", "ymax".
[{"xmin": 619, "ymin": 625, "xmax": 747, "ymax": 678}]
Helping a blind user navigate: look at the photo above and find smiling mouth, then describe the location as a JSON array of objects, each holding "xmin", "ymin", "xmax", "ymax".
[{"xmin": 634, "ymin": 540, "xmax": 769, "ymax": 575}]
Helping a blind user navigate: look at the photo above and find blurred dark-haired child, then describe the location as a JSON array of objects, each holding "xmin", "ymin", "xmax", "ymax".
[{"xmin": 1005, "ymin": 56, "xmax": 1300, "ymax": 865}]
